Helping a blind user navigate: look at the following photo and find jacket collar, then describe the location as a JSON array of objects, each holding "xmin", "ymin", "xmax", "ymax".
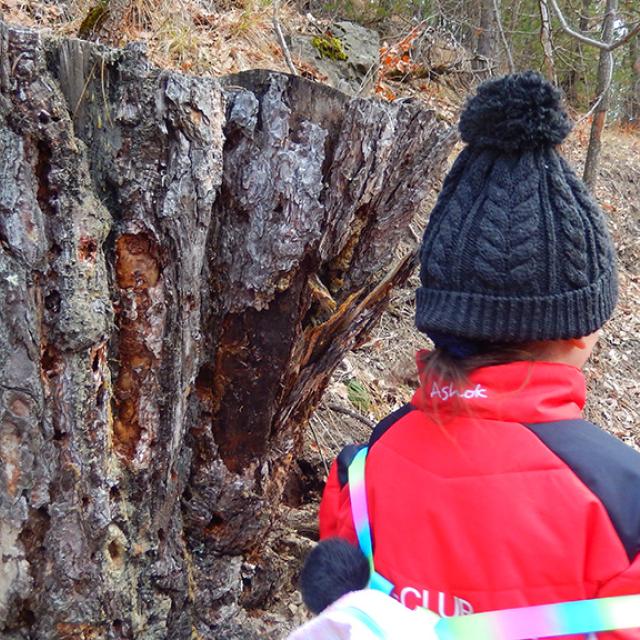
[{"xmin": 411, "ymin": 352, "xmax": 586, "ymax": 424}]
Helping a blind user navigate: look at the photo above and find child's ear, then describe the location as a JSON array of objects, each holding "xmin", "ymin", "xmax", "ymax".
[{"xmin": 568, "ymin": 337, "xmax": 587, "ymax": 350}]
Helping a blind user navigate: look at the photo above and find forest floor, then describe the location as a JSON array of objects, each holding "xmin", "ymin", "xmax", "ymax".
[{"xmin": 2, "ymin": 2, "xmax": 639, "ymax": 638}]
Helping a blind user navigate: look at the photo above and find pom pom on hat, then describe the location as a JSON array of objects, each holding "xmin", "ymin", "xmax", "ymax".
[
  {"xmin": 300, "ymin": 538, "xmax": 370, "ymax": 614},
  {"xmin": 458, "ymin": 70, "xmax": 573, "ymax": 152}
]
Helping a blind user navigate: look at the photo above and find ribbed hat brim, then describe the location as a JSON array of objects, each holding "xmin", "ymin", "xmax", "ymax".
[{"xmin": 415, "ymin": 267, "xmax": 618, "ymax": 342}]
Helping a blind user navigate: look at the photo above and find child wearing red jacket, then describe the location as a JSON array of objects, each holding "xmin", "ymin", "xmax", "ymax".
[{"xmin": 302, "ymin": 72, "xmax": 640, "ymax": 639}]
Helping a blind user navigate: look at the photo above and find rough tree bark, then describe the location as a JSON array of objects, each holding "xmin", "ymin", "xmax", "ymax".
[{"xmin": 0, "ymin": 21, "xmax": 454, "ymax": 640}]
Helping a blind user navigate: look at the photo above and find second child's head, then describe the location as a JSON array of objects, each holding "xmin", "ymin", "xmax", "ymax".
[{"xmin": 415, "ymin": 71, "xmax": 617, "ymax": 382}]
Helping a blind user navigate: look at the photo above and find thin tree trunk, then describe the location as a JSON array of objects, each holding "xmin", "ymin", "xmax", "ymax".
[
  {"xmin": 632, "ymin": 36, "xmax": 640, "ymax": 121},
  {"xmin": 0, "ymin": 21, "xmax": 454, "ymax": 640},
  {"xmin": 539, "ymin": 0, "xmax": 557, "ymax": 82},
  {"xmin": 473, "ymin": 0, "xmax": 497, "ymax": 74},
  {"xmin": 492, "ymin": 0, "xmax": 515, "ymax": 72},
  {"xmin": 583, "ymin": 0, "xmax": 616, "ymax": 189}
]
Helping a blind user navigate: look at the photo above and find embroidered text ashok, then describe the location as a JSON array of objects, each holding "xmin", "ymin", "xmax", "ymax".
[{"xmin": 430, "ymin": 382, "xmax": 488, "ymax": 402}]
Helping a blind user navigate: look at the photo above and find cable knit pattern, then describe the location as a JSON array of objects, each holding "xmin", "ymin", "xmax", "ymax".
[
  {"xmin": 472, "ymin": 158, "xmax": 511, "ymax": 289},
  {"xmin": 560, "ymin": 157, "xmax": 616, "ymax": 276},
  {"xmin": 419, "ymin": 146, "xmax": 471, "ymax": 275},
  {"xmin": 507, "ymin": 153, "xmax": 543, "ymax": 290},
  {"xmin": 472, "ymin": 153, "xmax": 543, "ymax": 292},
  {"xmin": 415, "ymin": 71, "xmax": 618, "ymax": 342},
  {"xmin": 423, "ymin": 148, "xmax": 494, "ymax": 287},
  {"xmin": 546, "ymin": 153, "xmax": 589, "ymax": 289}
]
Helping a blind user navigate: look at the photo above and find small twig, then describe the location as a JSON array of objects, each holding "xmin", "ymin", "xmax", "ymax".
[
  {"xmin": 492, "ymin": 0, "xmax": 515, "ymax": 72},
  {"xmin": 328, "ymin": 403, "xmax": 376, "ymax": 429},
  {"xmin": 305, "ymin": 11, "xmax": 325, "ymax": 35},
  {"xmin": 315, "ymin": 413, "xmax": 341, "ymax": 452},
  {"xmin": 609, "ymin": 20, "xmax": 640, "ymax": 50},
  {"xmin": 272, "ymin": 0, "xmax": 297, "ymax": 76},
  {"xmin": 356, "ymin": 60, "xmax": 380, "ymax": 97},
  {"xmin": 72, "ymin": 60, "xmax": 99, "ymax": 120},
  {"xmin": 308, "ymin": 418, "xmax": 329, "ymax": 476}
]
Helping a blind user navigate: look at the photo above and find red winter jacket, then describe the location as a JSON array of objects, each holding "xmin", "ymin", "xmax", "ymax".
[{"xmin": 319, "ymin": 356, "xmax": 640, "ymax": 639}]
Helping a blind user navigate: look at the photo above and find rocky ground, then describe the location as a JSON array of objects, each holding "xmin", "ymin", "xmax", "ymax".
[{"xmin": 2, "ymin": 2, "xmax": 638, "ymax": 638}]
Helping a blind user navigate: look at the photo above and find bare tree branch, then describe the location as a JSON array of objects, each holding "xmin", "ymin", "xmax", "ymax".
[
  {"xmin": 328, "ymin": 403, "xmax": 376, "ymax": 429},
  {"xmin": 272, "ymin": 0, "xmax": 297, "ymax": 75},
  {"xmin": 539, "ymin": 0, "xmax": 557, "ymax": 82},
  {"xmin": 308, "ymin": 419, "xmax": 330, "ymax": 476},
  {"xmin": 491, "ymin": 0, "xmax": 515, "ymax": 71},
  {"xmin": 549, "ymin": 0, "xmax": 610, "ymax": 48},
  {"xmin": 550, "ymin": 0, "xmax": 640, "ymax": 51}
]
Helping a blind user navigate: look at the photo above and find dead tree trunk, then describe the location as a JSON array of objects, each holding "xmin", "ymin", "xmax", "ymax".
[{"xmin": 0, "ymin": 21, "xmax": 454, "ymax": 640}]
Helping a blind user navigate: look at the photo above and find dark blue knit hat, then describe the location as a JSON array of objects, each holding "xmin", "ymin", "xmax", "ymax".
[{"xmin": 416, "ymin": 71, "xmax": 618, "ymax": 342}]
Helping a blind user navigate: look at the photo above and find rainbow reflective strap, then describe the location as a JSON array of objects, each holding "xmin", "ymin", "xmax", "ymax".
[
  {"xmin": 347, "ymin": 448, "xmax": 640, "ymax": 639},
  {"xmin": 347, "ymin": 447, "xmax": 372, "ymax": 567},
  {"xmin": 348, "ymin": 447, "xmax": 394, "ymax": 595},
  {"xmin": 434, "ymin": 594, "xmax": 640, "ymax": 640}
]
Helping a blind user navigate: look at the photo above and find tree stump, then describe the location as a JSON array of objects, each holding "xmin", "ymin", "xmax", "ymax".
[{"xmin": 0, "ymin": 21, "xmax": 454, "ymax": 640}]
